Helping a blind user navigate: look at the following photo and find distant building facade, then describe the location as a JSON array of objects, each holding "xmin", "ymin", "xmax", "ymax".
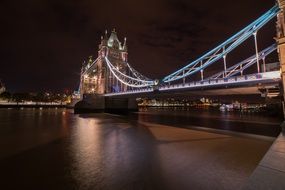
[{"xmin": 0, "ymin": 80, "xmax": 5, "ymax": 94}]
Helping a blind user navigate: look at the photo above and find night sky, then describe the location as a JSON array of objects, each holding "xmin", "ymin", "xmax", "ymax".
[{"xmin": 0, "ymin": 0, "xmax": 277, "ymax": 92}]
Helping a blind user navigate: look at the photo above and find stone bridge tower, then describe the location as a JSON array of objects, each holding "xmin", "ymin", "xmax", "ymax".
[
  {"xmin": 97, "ymin": 29, "xmax": 128, "ymax": 94},
  {"xmin": 80, "ymin": 29, "xmax": 128, "ymax": 95},
  {"xmin": 277, "ymin": 0, "xmax": 285, "ymax": 124}
]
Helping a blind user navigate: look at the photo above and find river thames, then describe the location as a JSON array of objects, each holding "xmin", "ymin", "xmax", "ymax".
[{"xmin": 0, "ymin": 108, "xmax": 281, "ymax": 190}]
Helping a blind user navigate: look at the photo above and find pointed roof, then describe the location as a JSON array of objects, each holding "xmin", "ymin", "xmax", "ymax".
[{"xmin": 107, "ymin": 29, "xmax": 123, "ymax": 50}]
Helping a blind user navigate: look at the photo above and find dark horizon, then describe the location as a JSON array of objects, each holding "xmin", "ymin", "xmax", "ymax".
[{"xmin": 0, "ymin": 0, "xmax": 276, "ymax": 92}]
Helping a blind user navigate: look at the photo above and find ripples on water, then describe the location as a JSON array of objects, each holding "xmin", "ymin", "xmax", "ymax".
[{"xmin": 0, "ymin": 108, "xmax": 281, "ymax": 190}]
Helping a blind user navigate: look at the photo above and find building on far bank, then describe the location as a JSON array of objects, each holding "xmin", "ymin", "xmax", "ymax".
[{"xmin": 0, "ymin": 80, "xmax": 5, "ymax": 94}]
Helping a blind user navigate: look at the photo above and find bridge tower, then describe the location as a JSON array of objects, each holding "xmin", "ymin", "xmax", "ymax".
[
  {"xmin": 80, "ymin": 29, "xmax": 128, "ymax": 95},
  {"xmin": 80, "ymin": 56, "xmax": 96, "ymax": 95},
  {"xmin": 76, "ymin": 29, "xmax": 138, "ymax": 113},
  {"xmin": 97, "ymin": 29, "xmax": 128, "ymax": 94},
  {"xmin": 277, "ymin": 0, "xmax": 285, "ymax": 121}
]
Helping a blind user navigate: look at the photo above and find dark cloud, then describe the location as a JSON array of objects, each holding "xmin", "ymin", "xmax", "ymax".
[{"xmin": 0, "ymin": 0, "xmax": 277, "ymax": 92}]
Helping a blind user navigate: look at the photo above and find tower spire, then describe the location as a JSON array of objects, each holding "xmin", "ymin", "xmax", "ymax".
[
  {"xmin": 123, "ymin": 37, "xmax": 127, "ymax": 51},
  {"xmin": 104, "ymin": 30, "xmax": 108, "ymax": 39}
]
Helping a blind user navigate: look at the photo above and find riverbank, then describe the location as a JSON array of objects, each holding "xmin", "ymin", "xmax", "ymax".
[
  {"xmin": 243, "ymin": 131, "xmax": 285, "ymax": 190},
  {"xmin": 0, "ymin": 102, "xmax": 66, "ymax": 108}
]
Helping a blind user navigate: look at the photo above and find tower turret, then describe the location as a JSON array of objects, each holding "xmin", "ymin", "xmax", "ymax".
[{"xmin": 123, "ymin": 37, "xmax": 128, "ymax": 51}]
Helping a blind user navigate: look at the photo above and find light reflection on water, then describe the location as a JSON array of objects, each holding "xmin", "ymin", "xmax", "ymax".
[
  {"xmin": 70, "ymin": 117, "xmax": 103, "ymax": 189},
  {"xmin": 0, "ymin": 108, "xmax": 280, "ymax": 190},
  {"xmin": 68, "ymin": 114, "xmax": 163, "ymax": 189}
]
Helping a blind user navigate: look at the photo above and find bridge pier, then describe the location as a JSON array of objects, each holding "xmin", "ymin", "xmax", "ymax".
[
  {"xmin": 74, "ymin": 94, "xmax": 138, "ymax": 114},
  {"xmin": 105, "ymin": 97, "xmax": 138, "ymax": 114},
  {"xmin": 74, "ymin": 94, "xmax": 105, "ymax": 113}
]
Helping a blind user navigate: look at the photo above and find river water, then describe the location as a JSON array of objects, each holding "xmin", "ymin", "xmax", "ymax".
[{"xmin": 0, "ymin": 108, "xmax": 282, "ymax": 190}]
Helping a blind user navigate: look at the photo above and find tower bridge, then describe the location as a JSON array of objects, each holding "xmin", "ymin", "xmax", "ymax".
[
  {"xmin": 74, "ymin": 2, "xmax": 285, "ymax": 113},
  {"xmin": 80, "ymin": 29, "xmax": 130, "ymax": 95}
]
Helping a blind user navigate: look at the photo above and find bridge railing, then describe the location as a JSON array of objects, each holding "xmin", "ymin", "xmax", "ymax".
[
  {"xmin": 159, "ymin": 71, "xmax": 280, "ymax": 91},
  {"xmin": 103, "ymin": 71, "xmax": 280, "ymax": 96},
  {"xmin": 104, "ymin": 87, "xmax": 153, "ymax": 96}
]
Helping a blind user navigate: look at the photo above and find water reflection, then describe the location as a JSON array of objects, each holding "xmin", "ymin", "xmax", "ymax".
[
  {"xmin": 70, "ymin": 117, "xmax": 102, "ymax": 189},
  {"xmin": 69, "ymin": 114, "xmax": 164, "ymax": 189},
  {"xmin": 136, "ymin": 108, "xmax": 281, "ymax": 137},
  {"xmin": 0, "ymin": 108, "xmax": 279, "ymax": 190}
]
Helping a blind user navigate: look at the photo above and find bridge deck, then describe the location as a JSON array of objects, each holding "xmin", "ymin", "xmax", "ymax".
[{"xmin": 104, "ymin": 71, "xmax": 280, "ymax": 97}]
